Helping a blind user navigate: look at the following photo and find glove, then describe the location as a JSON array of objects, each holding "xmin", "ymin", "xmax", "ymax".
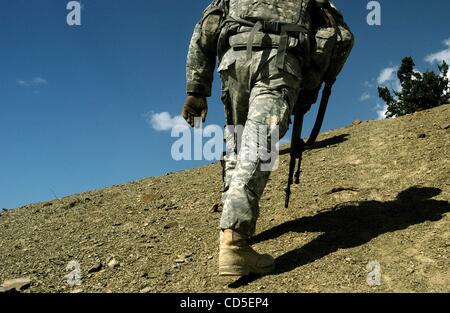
[{"xmin": 182, "ymin": 95, "xmax": 208, "ymax": 128}]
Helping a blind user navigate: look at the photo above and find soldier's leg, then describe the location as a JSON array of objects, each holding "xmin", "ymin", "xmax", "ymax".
[
  {"xmin": 220, "ymin": 55, "xmax": 302, "ymax": 238},
  {"xmin": 219, "ymin": 53, "xmax": 251, "ymax": 210},
  {"xmin": 219, "ymin": 51, "xmax": 302, "ymax": 276}
]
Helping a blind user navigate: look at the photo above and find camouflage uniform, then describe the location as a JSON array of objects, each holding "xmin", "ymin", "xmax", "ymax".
[{"xmin": 186, "ymin": 0, "xmax": 315, "ymax": 237}]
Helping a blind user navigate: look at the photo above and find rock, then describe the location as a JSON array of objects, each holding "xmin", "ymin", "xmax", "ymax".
[
  {"xmin": 352, "ymin": 119, "xmax": 362, "ymax": 126},
  {"xmin": 175, "ymin": 253, "xmax": 192, "ymax": 264},
  {"xmin": 328, "ymin": 187, "xmax": 359, "ymax": 194},
  {"xmin": 0, "ymin": 277, "xmax": 31, "ymax": 292},
  {"xmin": 108, "ymin": 259, "xmax": 120, "ymax": 269},
  {"xmin": 88, "ymin": 263, "xmax": 103, "ymax": 273},
  {"xmin": 65, "ymin": 200, "xmax": 80, "ymax": 209},
  {"xmin": 140, "ymin": 243, "xmax": 154, "ymax": 249},
  {"xmin": 165, "ymin": 204, "xmax": 178, "ymax": 211},
  {"xmin": 70, "ymin": 288, "xmax": 83, "ymax": 293},
  {"xmin": 163, "ymin": 222, "xmax": 178, "ymax": 229},
  {"xmin": 141, "ymin": 194, "xmax": 156, "ymax": 203},
  {"xmin": 209, "ymin": 203, "xmax": 220, "ymax": 213},
  {"xmin": 140, "ymin": 272, "xmax": 149, "ymax": 278},
  {"xmin": 417, "ymin": 133, "xmax": 427, "ymax": 139},
  {"xmin": 441, "ymin": 123, "xmax": 450, "ymax": 130},
  {"xmin": 140, "ymin": 287, "xmax": 153, "ymax": 293}
]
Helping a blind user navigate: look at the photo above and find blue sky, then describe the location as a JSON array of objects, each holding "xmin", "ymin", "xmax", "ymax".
[{"xmin": 1, "ymin": 0, "xmax": 449, "ymax": 209}]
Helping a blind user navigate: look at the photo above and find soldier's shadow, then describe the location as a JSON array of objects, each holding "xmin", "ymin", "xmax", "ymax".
[
  {"xmin": 228, "ymin": 186, "xmax": 450, "ymax": 288},
  {"xmin": 279, "ymin": 133, "xmax": 349, "ymax": 156}
]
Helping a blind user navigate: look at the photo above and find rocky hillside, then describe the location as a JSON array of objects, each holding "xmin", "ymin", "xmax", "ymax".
[{"xmin": 1, "ymin": 105, "xmax": 449, "ymax": 293}]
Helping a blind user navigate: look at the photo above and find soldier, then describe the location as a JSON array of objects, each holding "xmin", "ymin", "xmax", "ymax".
[{"xmin": 182, "ymin": 0, "xmax": 352, "ymax": 276}]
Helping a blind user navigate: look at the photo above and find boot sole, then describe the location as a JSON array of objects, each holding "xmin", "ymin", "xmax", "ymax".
[{"xmin": 219, "ymin": 264, "xmax": 274, "ymax": 277}]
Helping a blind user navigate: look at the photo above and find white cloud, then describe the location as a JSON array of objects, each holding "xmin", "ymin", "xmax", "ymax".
[
  {"xmin": 425, "ymin": 38, "xmax": 450, "ymax": 64},
  {"xmin": 17, "ymin": 76, "xmax": 48, "ymax": 87},
  {"xmin": 376, "ymin": 103, "xmax": 388, "ymax": 120},
  {"xmin": 367, "ymin": 66, "xmax": 401, "ymax": 120},
  {"xmin": 146, "ymin": 111, "xmax": 188, "ymax": 131},
  {"xmin": 364, "ymin": 81, "xmax": 375, "ymax": 88},
  {"xmin": 377, "ymin": 66, "xmax": 402, "ymax": 92},
  {"xmin": 377, "ymin": 67, "xmax": 396, "ymax": 85},
  {"xmin": 359, "ymin": 92, "xmax": 371, "ymax": 101},
  {"xmin": 17, "ymin": 80, "xmax": 28, "ymax": 86},
  {"xmin": 426, "ymin": 38, "xmax": 450, "ymax": 84},
  {"xmin": 31, "ymin": 77, "xmax": 47, "ymax": 85}
]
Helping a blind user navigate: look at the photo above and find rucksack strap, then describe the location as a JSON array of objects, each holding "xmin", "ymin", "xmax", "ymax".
[{"xmin": 225, "ymin": 16, "xmax": 308, "ymax": 69}]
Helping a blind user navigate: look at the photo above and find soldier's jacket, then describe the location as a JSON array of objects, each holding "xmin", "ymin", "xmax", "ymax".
[
  {"xmin": 186, "ymin": 0, "xmax": 353, "ymax": 97},
  {"xmin": 186, "ymin": 0, "xmax": 228, "ymax": 97}
]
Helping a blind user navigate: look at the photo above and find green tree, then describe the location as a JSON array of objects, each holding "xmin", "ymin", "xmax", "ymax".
[{"xmin": 378, "ymin": 57, "xmax": 450, "ymax": 118}]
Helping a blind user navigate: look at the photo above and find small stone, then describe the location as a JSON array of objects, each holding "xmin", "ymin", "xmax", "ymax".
[
  {"xmin": 209, "ymin": 203, "xmax": 220, "ymax": 213},
  {"xmin": 140, "ymin": 272, "xmax": 149, "ymax": 278},
  {"xmin": 88, "ymin": 263, "xmax": 103, "ymax": 273},
  {"xmin": 140, "ymin": 287, "xmax": 153, "ymax": 293},
  {"xmin": 352, "ymin": 119, "xmax": 362, "ymax": 126},
  {"xmin": 163, "ymin": 222, "xmax": 178, "ymax": 229},
  {"xmin": 417, "ymin": 133, "xmax": 426, "ymax": 139},
  {"xmin": 441, "ymin": 123, "xmax": 450, "ymax": 130},
  {"xmin": 71, "ymin": 288, "xmax": 83, "ymax": 293},
  {"xmin": 174, "ymin": 258, "xmax": 185, "ymax": 264},
  {"xmin": 140, "ymin": 243, "xmax": 154, "ymax": 249},
  {"xmin": 141, "ymin": 194, "xmax": 156, "ymax": 203},
  {"xmin": 108, "ymin": 259, "xmax": 120, "ymax": 269},
  {"xmin": 0, "ymin": 277, "xmax": 31, "ymax": 292}
]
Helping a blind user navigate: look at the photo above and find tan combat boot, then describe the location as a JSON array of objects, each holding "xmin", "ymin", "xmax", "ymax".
[{"xmin": 219, "ymin": 229, "xmax": 275, "ymax": 276}]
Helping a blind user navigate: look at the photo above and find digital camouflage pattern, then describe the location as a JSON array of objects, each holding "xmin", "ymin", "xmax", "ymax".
[
  {"xmin": 185, "ymin": 0, "xmax": 353, "ymax": 237},
  {"xmin": 219, "ymin": 48, "xmax": 302, "ymax": 236}
]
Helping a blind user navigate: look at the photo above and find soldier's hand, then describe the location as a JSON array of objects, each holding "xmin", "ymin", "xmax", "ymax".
[{"xmin": 182, "ymin": 95, "xmax": 208, "ymax": 128}]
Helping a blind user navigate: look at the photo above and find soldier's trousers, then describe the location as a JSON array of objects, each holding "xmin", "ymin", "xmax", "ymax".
[{"xmin": 218, "ymin": 48, "xmax": 303, "ymax": 237}]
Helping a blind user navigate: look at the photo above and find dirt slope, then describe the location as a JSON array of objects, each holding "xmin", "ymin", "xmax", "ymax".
[{"xmin": 1, "ymin": 105, "xmax": 449, "ymax": 293}]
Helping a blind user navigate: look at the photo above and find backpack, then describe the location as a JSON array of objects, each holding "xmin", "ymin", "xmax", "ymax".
[
  {"xmin": 303, "ymin": 1, "xmax": 354, "ymax": 89},
  {"xmin": 228, "ymin": 0, "xmax": 307, "ymax": 25},
  {"xmin": 226, "ymin": 0, "xmax": 312, "ymax": 69}
]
